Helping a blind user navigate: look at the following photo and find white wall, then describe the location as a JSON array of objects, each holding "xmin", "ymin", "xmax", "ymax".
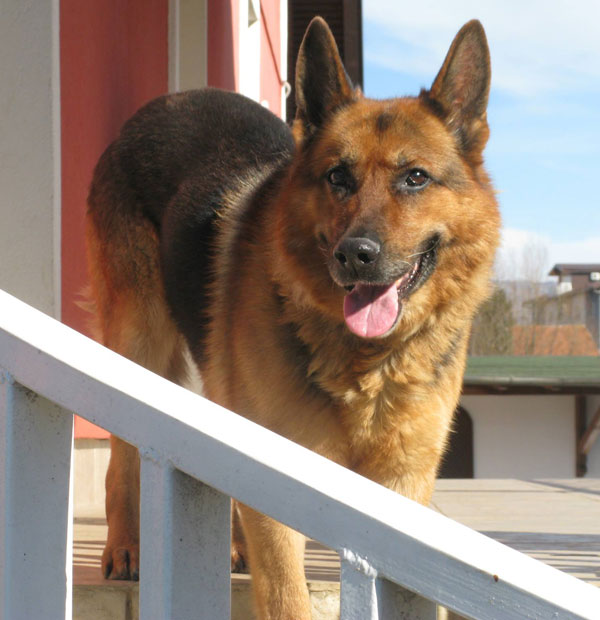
[
  {"xmin": 460, "ymin": 394, "xmax": 576, "ymax": 478},
  {"xmin": 585, "ymin": 394, "xmax": 600, "ymax": 477},
  {"xmin": 0, "ymin": 0, "xmax": 61, "ymax": 317},
  {"xmin": 279, "ymin": 0, "xmax": 288, "ymax": 120},
  {"xmin": 238, "ymin": 0, "xmax": 261, "ymax": 102}
]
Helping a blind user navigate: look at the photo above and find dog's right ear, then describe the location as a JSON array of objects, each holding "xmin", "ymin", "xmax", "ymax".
[{"xmin": 294, "ymin": 17, "xmax": 355, "ymax": 136}]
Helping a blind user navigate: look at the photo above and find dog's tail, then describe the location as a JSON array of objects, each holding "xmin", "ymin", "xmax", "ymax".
[{"xmin": 75, "ymin": 284, "xmax": 103, "ymax": 343}]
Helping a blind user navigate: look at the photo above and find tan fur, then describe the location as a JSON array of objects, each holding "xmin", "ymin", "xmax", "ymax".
[
  {"xmin": 199, "ymin": 94, "xmax": 498, "ymax": 614},
  {"xmin": 85, "ymin": 18, "xmax": 500, "ymax": 619}
]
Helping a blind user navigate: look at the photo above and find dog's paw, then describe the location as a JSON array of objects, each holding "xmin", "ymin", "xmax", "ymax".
[{"xmin": 102, "ymin": 543, "xmax": 139, "ymax": 581}]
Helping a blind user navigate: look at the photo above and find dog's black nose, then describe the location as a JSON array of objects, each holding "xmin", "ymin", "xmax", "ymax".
[{"xmin": 334, "ymin": 236, "xmax": 381, "ymax": 277}]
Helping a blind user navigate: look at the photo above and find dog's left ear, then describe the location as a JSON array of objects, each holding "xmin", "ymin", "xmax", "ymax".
[
  {"xmin": 294, "ymin": 17, "xmax": 355, "ymax": 135},
  {"xmin": 426, "ymin": 20, "xmax": 491, "ymax": 155}
]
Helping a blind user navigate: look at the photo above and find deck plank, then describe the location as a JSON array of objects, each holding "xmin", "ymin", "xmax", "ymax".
[
  {"xmin": 73, "ymin": 479, "xmax": 600, "ymax": 588},
  {"xmin": 432, "ymin": 479, "xmax": 600, "ymax": 586}
]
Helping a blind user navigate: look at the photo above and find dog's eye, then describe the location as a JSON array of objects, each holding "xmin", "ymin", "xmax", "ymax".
[
  {"xmin": 405, "ymin": 169, "xmax": 430, "ymax": 188},
  {"xmin": 327, "ymin": 167, "xmax": 348, "ymax": 188}
]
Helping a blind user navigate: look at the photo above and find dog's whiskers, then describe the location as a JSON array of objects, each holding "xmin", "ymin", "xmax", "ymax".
[{"xmin": 405, "ymin": 237, "xmax": 440, "ymax": 261}]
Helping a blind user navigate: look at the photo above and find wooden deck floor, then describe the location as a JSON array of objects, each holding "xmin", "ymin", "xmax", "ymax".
[
  {"xmin": 432, "ymin": 478, "xmax": 600, "ymax": 587},
  {"xmin": 74, "ymin": 478, "xmax": 600, "ymax": 588}
]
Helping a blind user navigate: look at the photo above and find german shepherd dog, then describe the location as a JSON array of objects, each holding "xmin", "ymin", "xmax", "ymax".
[{"xmin": 86, "ymin": 17, "xmax": 499, "ymax": 619}]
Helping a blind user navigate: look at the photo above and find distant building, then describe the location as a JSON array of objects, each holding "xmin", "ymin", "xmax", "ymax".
[
  {"xmin": 550, "ymin": 263, "xmax": 600, "ymax": 295},
  {"xmin": 457, "ymin": 268, "xmax": 600, "ymax": 479},
  {"xmin": 495, "ymin": 265, "xmax": 600, "ymax": 354},
  {"xmin": 531, "ymin": 264, "xmax": 600, "ymax": 351},
  {"xmin": 439, "ymin": 356, "xmax": 600, "ymax": 479}
]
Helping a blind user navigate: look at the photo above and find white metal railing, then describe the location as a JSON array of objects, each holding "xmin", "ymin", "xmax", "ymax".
[{"xmin": 1, "ymin": 287, "xmax": 599, "ymax": 620}]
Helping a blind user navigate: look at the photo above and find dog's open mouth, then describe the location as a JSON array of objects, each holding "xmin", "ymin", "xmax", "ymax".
[{"xmin": 342, "ymin": 236, "xmax": 439, "ymax": 338}]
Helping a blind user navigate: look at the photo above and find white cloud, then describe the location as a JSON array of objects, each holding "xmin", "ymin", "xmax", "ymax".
[
  {"xmin": 363, "ymin": 0, "xmax": 600, "ymax": 97},
  {"xmin": 497, "ymin": 227, "xmax": 600, "ymax": 280}
]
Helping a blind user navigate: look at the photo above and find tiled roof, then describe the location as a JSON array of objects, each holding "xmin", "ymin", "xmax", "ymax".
[{"xmin": 512, "ymin": 324, "xmax": 598, "ymax": 356}]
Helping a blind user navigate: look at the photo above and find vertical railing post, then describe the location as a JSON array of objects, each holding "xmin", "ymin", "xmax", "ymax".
[
  {"xmin": 139, "ymin": 455, "xmax": 231, "ymax": 619},
  {"xmin": 340, "ymin": 551, "xmax": 379, "ymax": 620},
  {"xmin": 340, "ymin": 549, "xmax": 437, "ymax": 620},
  {"xmin": 0, "ymin": 371, "xmax": 73, "ymax": 620}
]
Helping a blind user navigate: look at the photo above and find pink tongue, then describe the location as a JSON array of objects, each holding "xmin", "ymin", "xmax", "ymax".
[{"xmin": 343, "ymin": 282, "xmax": 399, "ymax": 338}]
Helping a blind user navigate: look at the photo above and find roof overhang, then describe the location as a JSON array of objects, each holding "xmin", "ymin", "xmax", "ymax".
[{"xmin": 463, "ymin": 356, "xmax": 600, "ymax": 395}]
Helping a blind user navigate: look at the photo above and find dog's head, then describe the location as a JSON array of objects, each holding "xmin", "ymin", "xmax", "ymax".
[{"xmin": 277, "ymin": 17, "xmax": 500, "ymax": 340}]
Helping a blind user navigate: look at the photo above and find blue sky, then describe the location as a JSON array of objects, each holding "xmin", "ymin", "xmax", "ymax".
[{"xmin": 363, "ymin": 1, "xmax": 600, "ymax": 279}]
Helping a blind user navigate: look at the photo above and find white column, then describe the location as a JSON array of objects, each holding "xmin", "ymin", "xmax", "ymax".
[
  {"xmin": 0, "ymin": 372, "xmax": 73, "ymax": 619},
  {"xmin": 0, "ymin": 0, "xmax": 61, "ymax": 318},
  {"xmin": 168, "ymin": 0, "xmax": 208, "ymax": 93}
]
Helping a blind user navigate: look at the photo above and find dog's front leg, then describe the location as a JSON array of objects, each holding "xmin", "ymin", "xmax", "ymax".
[
  {"xmin": 102, "ymin": 434, "xmax": 140, "ymax": 580},
  {"xmin": 239, "ymin": 504, "xmax": 311, "ymax": 620}
]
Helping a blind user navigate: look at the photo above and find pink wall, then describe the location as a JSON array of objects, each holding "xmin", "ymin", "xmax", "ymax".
[{"xmin": 60, "ymin": 0, "xmax": 169, "ymax": 438}]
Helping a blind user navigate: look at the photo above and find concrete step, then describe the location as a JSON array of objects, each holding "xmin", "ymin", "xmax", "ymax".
[{"xmin": 73, "ymin": 513, "xmax": 341, "ymax": 620}]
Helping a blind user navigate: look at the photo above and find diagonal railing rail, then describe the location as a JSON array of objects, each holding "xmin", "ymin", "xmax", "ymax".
[{"xmin": 1, "ymin": 288, "xmax": 599, "ymax": 620}]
